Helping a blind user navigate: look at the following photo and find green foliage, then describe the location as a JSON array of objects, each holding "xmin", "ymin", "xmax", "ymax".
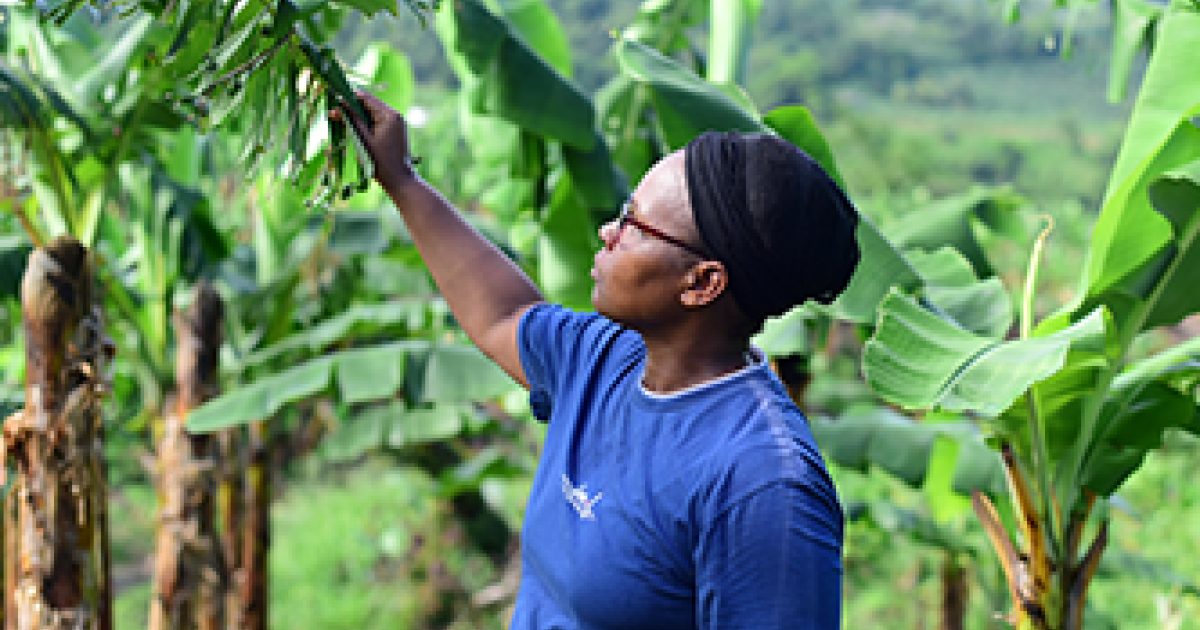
[
  {"xmin": 813, "ymin": 406, "xmax": 1007, "ymax": 497},
  {"xmin": 614, "ymin": 37, "xmax": 764, "ymax": 149},
  {"xmin": 859, "ymin": 0, "xmax": 1200, "ymax": 512},
  {"xmin": 439, "ymin": 0, "xmax": 595, "ymax": 150},
  {"xmin": 7, "ymin": 0, "xmax": 1200, "ymax": 628},
  {"xmin": 865, "ymin": 290, "xmax": 1106, "ymax": 416},
  {"xmin": 14, "ymin": 0, "xmax": 434, "ymax": 208},
  {"xmin": 1108, "ymin": 0, "xmax": 1165, "ymax": 102},
  {"xmin": 851, "ymin": 3, "xmax": 1200, "ymax": 627}
]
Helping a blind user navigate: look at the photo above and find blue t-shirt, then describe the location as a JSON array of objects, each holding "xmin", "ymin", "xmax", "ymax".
[{"xmin": 512, "ymin": 304, "xmax": 843, "ymax": 630}]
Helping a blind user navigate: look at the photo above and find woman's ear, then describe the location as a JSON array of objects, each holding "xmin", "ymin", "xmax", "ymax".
[{"xmin": 680, "ymin": 261, "xmax": 728, "ymax": 308}]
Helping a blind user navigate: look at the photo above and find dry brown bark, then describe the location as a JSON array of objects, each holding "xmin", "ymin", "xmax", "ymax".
[
  {"xmin": 148, "ymin": 283, "xmax": 226, "ymax": 630},
  {"xmin": 2, "ymin": 236, "xmax": 113, "ymax": 630}
]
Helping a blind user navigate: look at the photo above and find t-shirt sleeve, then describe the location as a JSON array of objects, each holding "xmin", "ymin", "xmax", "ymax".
[
  {"xmin": 517, "ymin": 304, "xmax": 623, "ymax": 422},
  {"xmin": 695, "ymin": 480, "xmax": 844, "ymax": 630}
]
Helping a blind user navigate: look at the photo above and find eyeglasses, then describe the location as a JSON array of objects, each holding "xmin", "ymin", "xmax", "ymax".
[{"xmin": 616, "ymin": 200, "xmax": 710, "ymax": 259}]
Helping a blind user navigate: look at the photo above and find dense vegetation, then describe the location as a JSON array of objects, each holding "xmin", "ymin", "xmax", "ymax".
[
  {"xmin": 339, "ymin": 0, "xmax": 1128, "ymax": 206},
  {"xmin": 2, "ymin": 0, "xmax": 1198, "ymax": 629}
]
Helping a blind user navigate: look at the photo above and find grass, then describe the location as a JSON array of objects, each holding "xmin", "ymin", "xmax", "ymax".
[
  {"xmin": 106, "ymin": 433, "xmax": 1199, "ymax": 630},
  {"xmin": 112, "ymin": 458, "xmax": 513, "ymax": 630}
]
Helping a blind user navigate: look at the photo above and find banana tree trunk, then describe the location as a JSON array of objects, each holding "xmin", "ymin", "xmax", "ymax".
[
  {"xmin": 217, "ymin": 429, "xmax": 244, "ymax": 630},
  {"xmin": 239, "ymin": 420, "xmax": 270, "ymax": 630},
  {"xmin": 149, "ymin": 284, "xmax": 226, "ymax": 630},
  {"xmin": 972, "ymin": 444, "xmax": 1108, "ymax": 630},
  {"xmin": 939, "ymin": 553, "xmax": 967, "ymax": 630},
  {"xmin": 1, "ymin": 236, "xmax": 113, "ymax": 630}
]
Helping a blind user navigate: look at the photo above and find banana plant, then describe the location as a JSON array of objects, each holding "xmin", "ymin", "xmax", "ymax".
[
  {"xmin": 179, "ymin": 168, "xmax": 536, "ymax": 627},
  {"xmin": 3, "ymin": 235, "xmax": 115, "ymax": 630},
  {"xmin": 4, "ymin": 14, "xmax": 441, "ymax": 625},
  {"xmin": 0, "ymin": 9, "xmax": 96, "ymax": 247},
  {"xmin": 860, "ymin": 2, "xmax": 1200, "ymax": 628},
  {"xmin": 147, "ymin": 283, "xmax": 227, "ymax": 630},
  {"xmin": 431, "ymin": 0, "xmax": 626, "ymax": 309},
  {"xmin": 1, "ymin": 16, "xmax": 221, "ymax": 630},
  {"xmin": 22, "ymin": 0, "xmax": 434, "ymax": 208}
]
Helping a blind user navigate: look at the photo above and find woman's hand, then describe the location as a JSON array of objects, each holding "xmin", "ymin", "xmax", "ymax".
[{"xmin": 330, "ymin": 90, "xmax": 417, "ymax": 192}]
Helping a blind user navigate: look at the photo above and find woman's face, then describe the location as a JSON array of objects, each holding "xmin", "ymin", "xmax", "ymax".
[{"xmin": 590, "ymin": 151, "xmax": 707, "ymax": 328}]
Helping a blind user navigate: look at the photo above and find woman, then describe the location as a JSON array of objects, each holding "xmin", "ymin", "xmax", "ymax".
[{"xmin": 334, "ymin": 91, "xmax": 860, "ymax": 629}]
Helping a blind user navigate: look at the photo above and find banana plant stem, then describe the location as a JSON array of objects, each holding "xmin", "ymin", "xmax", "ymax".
[{"xmin": 1020, "ymin": 217, "xmax": 1063, "ymax": 562}]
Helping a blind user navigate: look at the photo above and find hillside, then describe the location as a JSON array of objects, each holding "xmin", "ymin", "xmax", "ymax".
[{"xmin": 338, "ymin": 0, "xmax": 1136, "ymax": 206}]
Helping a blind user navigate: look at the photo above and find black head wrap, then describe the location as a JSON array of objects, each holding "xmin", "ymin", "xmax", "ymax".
[{"xmin": 684, "ymin": 131, "xmax": 861, "ymax": 321}]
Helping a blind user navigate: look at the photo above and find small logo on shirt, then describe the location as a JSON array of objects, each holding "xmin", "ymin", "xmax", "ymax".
[{"xmin": 562, "ymin": 474, "xmax": 602, "ymax": 520}]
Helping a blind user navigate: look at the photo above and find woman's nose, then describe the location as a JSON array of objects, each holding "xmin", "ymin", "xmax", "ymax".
[{"xmin": 599, "ymin": 219, "xmax": 619, "ymax": 249}]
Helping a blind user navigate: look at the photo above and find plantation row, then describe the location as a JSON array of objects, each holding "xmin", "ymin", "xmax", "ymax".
[{"xmin": 1, "ymin": 0, "xmax": 1199, "ymax": 628}]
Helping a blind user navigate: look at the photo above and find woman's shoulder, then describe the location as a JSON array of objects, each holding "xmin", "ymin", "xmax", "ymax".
[{"xmin": 682, "ymin": 374, "xmax": 838, "ymax": 513}]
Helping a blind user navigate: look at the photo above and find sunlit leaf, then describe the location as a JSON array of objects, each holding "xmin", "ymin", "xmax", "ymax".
[
  {"xmin": 441, "ymin": 0, "xmax": 596, "ymax": 149},
  {"xmin": 706, "ymin": 0, "xmax": 762, "ymax": 86},
  {"xmin": 76, "ymin": 14, "xmax": 154, "ymax": 104},
  {"xmin": 1107, "ymin": 0, "xmax": 1163, "ymax": 102},
  {"xmin": 353, "ymin": 43, "xmax": 416, "ymax": 113},
  {"xmin": 865, "ymin": 289, "xmax": 1106, "ymax": 415},
  {"xmin": 500, "ymin": 0, "xmax": 573, "ymax": 78},
  {"xmin": 888, "ymin": 187, "xmax": 1024, "ymax": 279},
  {"xmin": 615, "ymin": 37, "xmax": 764, "ymax": 150},
  {"xmin": 826, "ymin": 220, "xmax": 923, "ymax": 324},
  {"xmin": 763, "ymin": 105, "xmax": 845, "ymax": 188}
]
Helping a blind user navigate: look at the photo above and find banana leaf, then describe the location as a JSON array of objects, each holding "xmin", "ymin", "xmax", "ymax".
[
  {"xmin": 416, "ymin": 343, "xmax": 517, "ymax": 403},
  {"xmin": 706, "ymin": 0, "xmax": 762, "ymax": 86},
  {"xmin": 763, "ymin": 105, "xmax": 845, "ymax": 188},
  {"xmin": 76, "ymin": 14, "xmax": 155, "ymax": 105},
  {"xmin": 236, "ymin": 300, "xmax": 439, "ymax": 369},
  {"xmin": 811, "ymin": 407, "xmax": 1006, "ymax": 497},
  {"xmin": 390, "ymin": 404, "xmax": 470, "ymax": 447},
  {"xmin": 323, "ymin": 401, "xmax": 472, "ymax": 462},
  {"xmin": 538, "ymin": 172, "xmax": 602, "ymax": 310},
  {"xmin": 886, "ymin": 186, "xmax": 1025, "ymax": 280},
  {"xmin": 499, "ymin": 0, "xmax": 573, "ymax": 78},
  {"xmin": 1107, "ymin": 0, "xmax": 1164, "ymax": 103},
  {"xmin": 864, "ymin": 288, "xmax": 1106, "ymax": 415},
  {"xmin": 439, "ymin": 0, "xmax": 595, "ymax": 150},
  {"xmin": 614, "ymin": 37, "xmax": 764, "ymax": 151},
  {"xmin": 1085, "ymin": 0, "xmax": 1200, "ymax": 334},
  {"xmin": 907, "ymin": 248, "xmax": 1014, "ymax": 339},
  {"xmin": 189, "ymin": 339, "xmax": 514, "ymax": 432},
  {"xmin": 353, "ymin": 43, "xmax": 416, "ymax": 113}
]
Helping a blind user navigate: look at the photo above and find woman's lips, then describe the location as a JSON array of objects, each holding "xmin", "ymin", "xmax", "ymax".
[{"xmin": 591, "ymin": 250, "xmax": 606, "ymax": 280}]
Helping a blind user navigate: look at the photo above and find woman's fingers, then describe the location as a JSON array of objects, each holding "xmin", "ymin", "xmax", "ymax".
[
  {"xmin": 355, "ymin": 90, "xmax": 388, "ymax": 119},
  {"xmin": 325, "ymin": 90, "xmax": 414, "ymax": 190},
  {"xmin": 339, "ymin": 99, "xmax": 373, "ymax": 145}
]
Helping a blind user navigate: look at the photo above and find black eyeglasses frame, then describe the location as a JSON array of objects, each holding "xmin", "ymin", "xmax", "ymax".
[{"xmin": 616, "ymin": 200, "xmax": 711, "ymax": 259}]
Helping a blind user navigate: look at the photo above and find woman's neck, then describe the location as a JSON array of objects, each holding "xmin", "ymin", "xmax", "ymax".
[{"xmin": 639, "ymin": 335, "xmax": 753, "ymax": 394}]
